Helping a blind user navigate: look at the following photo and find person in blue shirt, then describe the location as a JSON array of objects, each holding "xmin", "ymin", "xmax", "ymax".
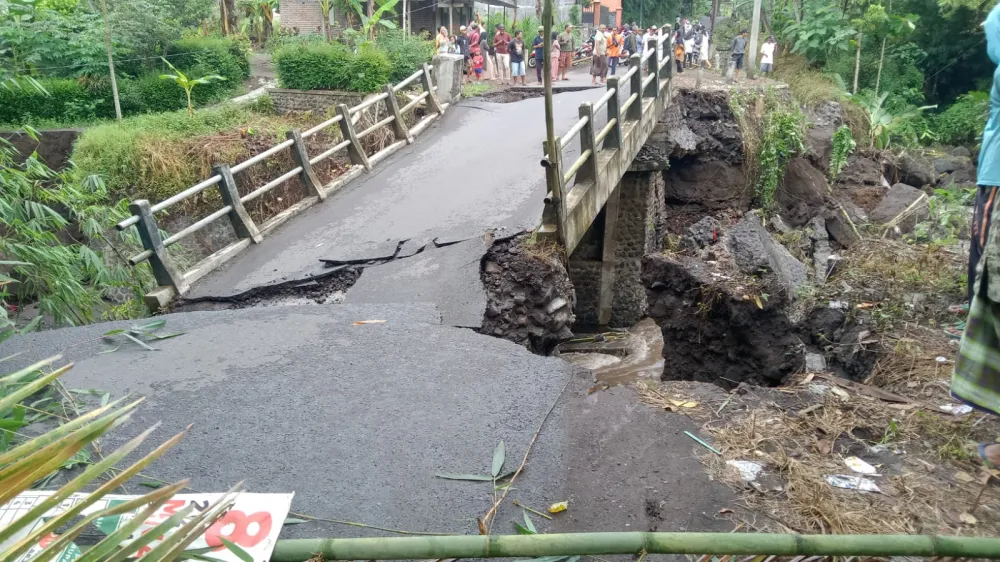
[
  {"xmin": 533, "ymin": 26, "xmax": 545, "ymax": 84},
  {"xmin": 951, "ymin": 2, "xmax": 1000, "ymax": 469}
]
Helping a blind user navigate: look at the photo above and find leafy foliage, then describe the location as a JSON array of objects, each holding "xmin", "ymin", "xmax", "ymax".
[
  {"xmin": 782, "ymin": 2, "xmax": 857, "ymax": 63},
  {"xmin": 933, "ymin": 91, "xmax": 989, "ymax": 147},
  {"xmin": 830, "ymin": 125, "xmax": 856, "ymax": 181},
  {"xmin": 0, "ymin": 357, "xmax": 236, "ymax": 562},
  {"xmin": 0, "ymin": 138, "xmax": 145, "ymax": 329},
  {"xmin": 273, "ymin": 41, "xmax": 392, "ymax": 92},
  {"xmin": 375, "ymin": 30, "xmax": 434, "ymax": 83},
  {"xmin": 854, "ymin": 91, "xmax": 935, "ymax": 150},
  {"xmin": 731, "ymin": 91, "xmax": 806, "ymax": 212}
]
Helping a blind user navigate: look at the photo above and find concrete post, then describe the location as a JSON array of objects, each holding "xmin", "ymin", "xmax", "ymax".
[
  {"xmin": 604, "ymin": 77, "xmax": 622, "ymax": 150},
  {"xmin": 383, "ymin": 84, "xmax": 413, "ymax": 143},
  {"xmin": 429, "ymin": 56, "xmax": 461, "ymax": 107},
  {"xmin": 286, "ymin": 129, "xmax": 326, "ymax": 200},
  {"xmin": 627, "ymin": 53, "xmax": 641, "ymax": 121},
  {"xmin": 645, "ymin": 38, "xmax": 660, "ymax": 99},
  {"xmin": 129, "ymin": 199, "xmax": 189, "ymax": 293},
  {"xmin": 420, "ymin": 61, "xmax": 444, "ymax": 115},
  {"xmin": 577, "ymin": 102, "xmax": 599, "ymax": 184},
  {"xmin": 213, "ymin": 164, "xmax": 262, "ymax": 243},
  {"xmin": 336, "ymin": 104, "xmax": 372, "ymax": 170}
]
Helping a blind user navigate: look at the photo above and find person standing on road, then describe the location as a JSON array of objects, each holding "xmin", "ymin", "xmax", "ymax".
[
  {"xmin": 951, "ymin": 2, "xmax": 1000, "ymax": 470},
  {"xmin": 456, "ymin": 26, "xmax": 471, "ymax": 82},
  {"xmin": 436, "ymin": 26, "xmax": 450, "ymax": 55},
  {"xmin": 759, "ymin": 35, "xmax": 777, "ymax": 77},
  {"xmin": 532, "ymin": 26, "xmax": 545, "ymax": 84},
  {"xmin": 700, "ymin": 28, "xmax": 711, "ymax": 68},
  {"xmin": 607, "ymin": 25, "xmax": 623, "ymax": 76},
  {"xmin": 510, "ymin": 30, "xmax": 527, "ymax": 85},
  {"xmin": 479, "ymin": 24, "xmax": 494, "ymax": 80},
  {"xmin": 627, "ymin": 25, "xmax": 639, "ymax": 63},
  {"xmin": 731, "ymin": 29, "xmax": 748, "ymax": 80},
  {"xmin": 468, "ymin": 23, "xmax": 482, "ymax": 82},
  {"xmin": 590, "ymin": 24, "xmax": 608, "ymax": 84},
  {"xmin": 558, "ymin": 24, "xmax": 575, "ymax": 81},
  {"xmin": 673, "ymin": 33, "xmax": 685, "ymax": 74},
  {"xmin": 550, "ymin": 31, "xmax": 561, "ymax": 81},
  {"xmin": 494, "ymin": 24, "xmax": 512, "ymax": 85}
]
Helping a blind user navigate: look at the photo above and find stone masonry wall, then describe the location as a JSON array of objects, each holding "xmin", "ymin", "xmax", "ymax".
[
  {"xmin": 269, "ymin": 89, "xmax": 364, "ymax": 115},
  {"xmin": 568, "ymin": 170, "xmax": 667, "ymax": 328}
]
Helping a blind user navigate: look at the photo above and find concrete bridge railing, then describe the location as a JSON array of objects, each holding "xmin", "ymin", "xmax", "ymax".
[
  {"xmin": 116, "ymin": 61, "xmax": 458, "ymax": 310},
  {"xmin": 539, "ymin": 28, "xmax": 674, "ymax": 326}
]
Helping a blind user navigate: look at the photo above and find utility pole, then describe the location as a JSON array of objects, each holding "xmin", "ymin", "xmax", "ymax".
[
  {"xmin": 98, "ymin": 0, "xmax": 122, "ymax": 121},
  {"xmin": 746, "ymin": 0, "xmax": 762, "ymax": 79}
]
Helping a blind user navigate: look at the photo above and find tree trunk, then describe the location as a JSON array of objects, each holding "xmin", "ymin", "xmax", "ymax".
[
  {"xmin": 368, "ymin": 0, "xmax": 375, "ymax": 39},
  {"xmin": 852, "ymin": 31, "xmax": 862, "ymax": 94},
  {"xmin": 536, "ymin": 0, "xmax": 543, "ymax": 19},
  {"xmin": 99, "ymin": 0, "xmax": 121, "ymax": 121},
  {"xmin": 221, "ymin": 0, "xmax": 237, "ymax": 35},
  {"xmin": 874, "ymin": 35, "xmax": 886, "ymax": 97}
]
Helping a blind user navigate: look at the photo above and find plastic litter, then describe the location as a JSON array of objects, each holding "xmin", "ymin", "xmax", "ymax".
[
  {"xmin": 844, "ymin": 456, "xmax": 878, "ymax": 475},
  {"xmin": 726, "ymin": 460, "xmax": 764, "ymax": 482},
  {"xmin": 939, "ymin": 403, "xmax": 973, "ymax": 416},
  {"xmin": 936, "ymin": 356, "xmax": 950, "ymax": 364},
  {"xmin": 825, "ymin": 474, "xmax": 881, "ymax": 493}
]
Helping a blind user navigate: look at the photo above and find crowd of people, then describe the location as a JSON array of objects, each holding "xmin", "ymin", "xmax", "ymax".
[{"xmin": 431, "ymin": 14, "xmax": 782, "ymax": 87}]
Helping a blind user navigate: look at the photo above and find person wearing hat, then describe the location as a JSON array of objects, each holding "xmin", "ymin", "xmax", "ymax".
[
  {"xmin": 557, "ymin": 24, "xmax": 575, "ymax": 81},
  {"xmin": 456, "ymin": 26, "xmax": 471, "ymax": 83},
  {"xmin": 532, "ymin": 26, "xmax": 545, "ymax": 84},
  {"xmin": 494, "ymin": 23, "xmax": 512, "ymax": 85}
]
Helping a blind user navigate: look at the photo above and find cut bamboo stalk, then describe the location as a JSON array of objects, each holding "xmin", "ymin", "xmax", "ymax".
[{"xmin": 271, "ymin": 532, "xmax": 1000, "ymax": 561}]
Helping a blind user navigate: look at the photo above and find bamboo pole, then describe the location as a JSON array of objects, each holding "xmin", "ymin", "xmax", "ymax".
[{"xmin": 271, "ymin": 532, "xmax": 1000, "ymax": 562}]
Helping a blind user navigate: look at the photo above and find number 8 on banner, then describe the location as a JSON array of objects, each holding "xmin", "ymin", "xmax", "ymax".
[{"xmin": 205, "ymin": 510, "xmax": 273, "ymax": 550}]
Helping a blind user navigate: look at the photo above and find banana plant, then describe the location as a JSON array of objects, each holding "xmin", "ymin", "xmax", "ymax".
[
  {"xmin": 348, "ymin": 0, "xmax": 399, "ymax": 40},
  {"xmin": 158, "ymin": 58, "xmax": 226, "ymax": 118},
  {"xmin": 854, "ymin": 91, "xmax": 935, "ymax": 150}
]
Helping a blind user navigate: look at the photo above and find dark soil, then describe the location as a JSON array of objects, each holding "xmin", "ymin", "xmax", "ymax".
[
  {"xmin": 479, "ymin": 234, "xmax": 576, "ymax": 353},
  {"xmin": 481, "ymin": 90, "xmax": 545, "ymax": 103},
  {"xmin": 173, "ymin": 266, "xmax": 362, "ymax": 311}
]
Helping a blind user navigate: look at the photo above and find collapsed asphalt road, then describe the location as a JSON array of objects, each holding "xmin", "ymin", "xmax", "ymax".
[
  {"xmin": 0, "ymin": 303, "xmax": 733, "ymax": 541},
  {"xmin": 185, "ymin": 87, "xmax": 600, "ymax": 303}
]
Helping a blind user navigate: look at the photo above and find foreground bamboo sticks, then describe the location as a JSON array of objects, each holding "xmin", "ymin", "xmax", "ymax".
[{"xmin": 270, "ymin": 532, "xmax": 1000, "ymax": 561}]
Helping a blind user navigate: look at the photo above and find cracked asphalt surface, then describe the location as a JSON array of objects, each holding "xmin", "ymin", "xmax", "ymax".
[
  {"xmin": 186, "ymin": 89, "xmax": 598, "ymax": 301},
  {"xmin": 0, "ymin": 304, "xmax": 733, "ymax": 544}
]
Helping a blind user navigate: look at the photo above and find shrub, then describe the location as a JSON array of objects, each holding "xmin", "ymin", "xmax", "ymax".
[
  {"xmin": 169, "ymin": 36, "xmax": 251, "ymax": 82},
  {"xmin": 274, "ymin": 42, "xmax": 355, "ymax": 90},
  {"xmin": 274, "ymin": 41, "xmax": 393, "ymax": 92},
  {"xmin": 376, "ymin": 30, "xmax": 434, "ymax": 83},
  {"xmin": 350, "ymin": 46, "xmax": 392, "ymax": 93},
  {"xmin": 0, "ymin": 79, "xmax": 98, "ymax": 124},
  {"xmin": 934, "ymin": 91, "xmax": 990, "ymax": 147}
]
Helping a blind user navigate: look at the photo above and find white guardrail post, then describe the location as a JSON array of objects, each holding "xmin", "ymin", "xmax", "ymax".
[
  {"xmin": 129, "ymin": 200, "xmax": 190, "ymax": 293},
  {"xmin": 605, "ymin": 77, "xmax": 622, "ymax": 150},
  {"xmin": 213, "ymin": 164, "xmax": 263, "ymax": 243},
  {"xmin": 336, "ymin": 103, "xmax": 373, "ymax": 170},
  {"xmin": 421, "ymin": 63, "xmax": 444, "ymax": 115},
  {"xmin": 577, "ymin": 102, "xmax": 599, "ymax": 183},
  {"xmin": 286, "ymin": 129, "xmax": 327, "ymax": 200}
]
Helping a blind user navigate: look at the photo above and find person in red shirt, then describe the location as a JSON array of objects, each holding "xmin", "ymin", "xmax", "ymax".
[
  {"xmin": 467, "ymin": 24, "xmax": 481, "ymax": 82},
  {"xmin": 493, "ymin": 24, "xmax": 512, "ymax": 85}
]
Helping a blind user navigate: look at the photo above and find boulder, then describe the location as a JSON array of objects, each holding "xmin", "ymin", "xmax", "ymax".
[
  {"xmin": 836, "ymin": 155, "xmax": 884, "ymax": 187},
  {"xmin": 825, "ymin": 208, "xmax": 861, "ymax": 249},
  {"xmin": 870, "ymin": 183, "xmax": 930, "ymax": 234},
  {"xmin": 777, "ymin": 158, "xmax": 829, "ymax": 227},
  {"xmin": 894, "ymin": 153, "xmax": 935, "ymax": 188},
  {"xmin": 664, "ymin": 160, "xmax": 752, "ymax": 211},
  {"xmin": 952, "ymin": 146, "xmax": 972, "ymax": 158},
  {"xmin": 809, "ymin": 100, "xmax": 844, "ymax": 128},
  {"xmin": 806, "ymin": 126, "xmax": 836, "ymax": 175},
  {"xmin": 727, "ymin": 211, "xmax": 809, "ymax": 295},
  {"xmin": 680, "ymin": 216, "xmax": 722, "ymax": 250},
  {"xmin": 938, "ymin": 157, "xmax": 977, "ymax": 187},
  {"xmin": 933, "ymin": 158, "xmax": 958, "ymax": 175}
]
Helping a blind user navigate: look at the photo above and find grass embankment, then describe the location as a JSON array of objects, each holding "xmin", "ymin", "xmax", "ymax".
[{"xmin": 72, "ymin": 98, "xmax": 347, "ymax": 224}]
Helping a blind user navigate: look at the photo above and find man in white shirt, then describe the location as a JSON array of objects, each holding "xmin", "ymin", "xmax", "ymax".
[
  {"xmin": 590, "ymin": 24, "xmax": 609, "ymax": 85},
  {"xmin": 760, "ymin": 35, "xmax": 777, "ymax": 77}
]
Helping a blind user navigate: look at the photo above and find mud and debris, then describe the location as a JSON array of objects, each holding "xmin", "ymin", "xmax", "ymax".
[{"xmin": 479, "ymin": 234, "xmax": 576, "ymax": 353}]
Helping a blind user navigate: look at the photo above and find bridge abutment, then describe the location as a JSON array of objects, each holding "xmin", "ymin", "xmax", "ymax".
[{"xmin": 569, "ymin": 169, "xmax": 666, "ymax": 328}]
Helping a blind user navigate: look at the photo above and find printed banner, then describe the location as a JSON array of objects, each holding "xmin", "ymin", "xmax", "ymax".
[{"xmin": 0, "ymin": 491, "xmax": 294, "ymax": 562}]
